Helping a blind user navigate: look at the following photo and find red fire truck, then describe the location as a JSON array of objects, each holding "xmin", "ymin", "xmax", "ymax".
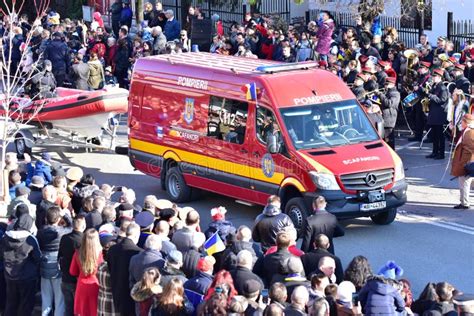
[{"xmin": 127, "ymin": 53, "xmax": 407, "ymax": 229}]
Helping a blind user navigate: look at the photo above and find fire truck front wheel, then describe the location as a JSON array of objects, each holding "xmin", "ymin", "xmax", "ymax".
[
  {"xmin": 285, "ymin": 197, "xmax": 308, "ymax": 236},
  {"xmin": 165, "ymin": 167, "xmax": 192, "ymax": 203},
  {"xmin": 370, "ymin": 208, "xmax": 397, "ymax": 225}
]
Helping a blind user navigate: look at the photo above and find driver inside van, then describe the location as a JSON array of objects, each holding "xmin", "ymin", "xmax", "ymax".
[{"xmin": 319, "ymin": 109, "xmax": 339, "ymax": 135}]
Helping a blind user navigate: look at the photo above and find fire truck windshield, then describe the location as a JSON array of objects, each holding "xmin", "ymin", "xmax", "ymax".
[{"xmin": 280, "ymin": 99, "xmax": 379, "ymax": 150}]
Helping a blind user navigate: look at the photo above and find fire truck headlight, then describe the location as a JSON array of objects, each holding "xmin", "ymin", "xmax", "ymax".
[
  {"xmin": 394, "ymin": 161, "xmax": 405, "ymax": 182},
  {"xmin": 309, "ymin": 171, "xmax": 340, "ymax": 190}
]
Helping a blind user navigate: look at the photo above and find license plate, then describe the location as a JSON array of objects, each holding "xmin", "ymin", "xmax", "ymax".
[{"xmin": 360, "ymin": 201, "xmax": 387, "ymax": 211}]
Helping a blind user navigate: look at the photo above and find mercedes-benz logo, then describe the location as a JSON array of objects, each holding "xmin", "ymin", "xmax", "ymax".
[{"xmin": 365, "ymin": 173, "xmax": 377, "ymax": 187}]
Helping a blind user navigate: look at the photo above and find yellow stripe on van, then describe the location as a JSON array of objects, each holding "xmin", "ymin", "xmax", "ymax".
[
  {"xmin": 280, "ymin": 178, "xmax": 306, "ymax": 192},
  {"xmin": 298, "ymin": 152, "xmax": 333, "ymax": 174},
  {"xmin": 130, "ymin": 138, "xmax": 285, "ymax": 185}
]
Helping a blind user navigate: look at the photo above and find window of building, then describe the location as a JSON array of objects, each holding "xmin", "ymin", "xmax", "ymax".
[{"xmin": 207, "ymin": 96, "xmax": 248, "ymax": 144}]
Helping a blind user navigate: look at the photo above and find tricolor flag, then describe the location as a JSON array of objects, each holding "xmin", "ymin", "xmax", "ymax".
[
  {"xmin": 243, "ymin": 83, "xmax": 258, "ymax": 101},
  {"xmin": 203, "ymin": 231, "xmax": 226, "ymax": 256}
]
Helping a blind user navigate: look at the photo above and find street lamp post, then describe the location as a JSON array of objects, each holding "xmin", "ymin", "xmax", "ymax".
[{"xmin": 417, "ymin": 0, "xmax": 426, "ymax": 37}]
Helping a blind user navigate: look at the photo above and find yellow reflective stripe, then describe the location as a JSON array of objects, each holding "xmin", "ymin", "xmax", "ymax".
[
  {"xmin": 130, "ymin": 138, "xmax": 284, "ymax": 185},
  {"xmin": 280, "ymin": 177, "xmax": 306, "ymax": 192},
  {"xmin": 298, "ymin": 152, "xmax": 333, "ymax": 174}
]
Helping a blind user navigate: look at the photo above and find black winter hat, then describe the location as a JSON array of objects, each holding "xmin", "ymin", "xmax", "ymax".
[{"xmin": 14, "ymin": 214, "xmax": 34, "ymax": 232}]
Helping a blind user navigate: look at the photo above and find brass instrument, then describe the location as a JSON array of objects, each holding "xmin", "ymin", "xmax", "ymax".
[
  {"xmin": 365, "ymin": 88, "xmax": 386, "ymax": 97},
  {"xmin": 420, "ymin": 78, "xmax": 433, "ymax": 113},
  {"xmin": 365, "ymin": 88, "xmax": 387, "ymax": 105},
  {"xmin": 402, "ymin": 49, "xmax": 419, "ymax": 92}
]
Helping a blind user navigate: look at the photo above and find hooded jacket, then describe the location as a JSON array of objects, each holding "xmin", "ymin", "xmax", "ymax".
[
  {"xmin": 316, "ymin": 19, "xmax": 335, "ymax": 55},
  {"xmin": 204, "ymin": 219, "xmax": 236, "ymax": 243},
  {"xmin": 37, "ymin": 220, "xmax": 72, "ymax": 279},
  {"xmin": 131, "ymin": 281, "xmax": 162, "ymax": 316},
  {"xmin": 87, "ymin": 59, "xmax": 105, "ymax": 89},
  {"xmin": 252, "ymin": 204, "xmax": 294, "ymax": 250},
  {"xmin": 33, "ymin": 160, "xmax": 53, "ymax": 184},
  {"xmin": 358, "ymin": 277, "xmax": 405, "ymax": 315},
  {"xmin": 0, "ymin": 220, "xmax": 41, "ymax": 281}
]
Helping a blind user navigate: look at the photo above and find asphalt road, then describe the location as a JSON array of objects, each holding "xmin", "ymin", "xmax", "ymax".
[{"xmin": 21, "ymin": 129, "xmax": 474, "ymax": 297}]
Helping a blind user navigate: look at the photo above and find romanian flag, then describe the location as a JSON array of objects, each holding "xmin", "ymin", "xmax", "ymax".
[
  {"xmin": 203, "ymin": 231, "xmax": 226, "ymax": 256},
  {"xmin": 243, "ymin": 83, "xmax": 258, "ymax": 101}
]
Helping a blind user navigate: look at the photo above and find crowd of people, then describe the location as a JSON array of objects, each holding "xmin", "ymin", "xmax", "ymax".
[{"xmin": 0, "ymin": 152, "xmax": 473, "ymax": 316}]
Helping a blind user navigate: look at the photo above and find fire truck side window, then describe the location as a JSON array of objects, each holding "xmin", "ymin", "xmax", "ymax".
[
  {"xmin": 207, "ymin": 96, "xmax": 248, "ymax": 144},
  {"xmin": 256, "ymin": 107, "xmax": 280, "ymax": 144}
]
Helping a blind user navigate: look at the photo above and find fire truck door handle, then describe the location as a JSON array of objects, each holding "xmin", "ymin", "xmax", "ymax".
[
  {"xmin": 253, "ymin": 152, "xmax": 260, "ymax": 157},
  {"xmin": 240, "ymin": 149, "xmax": 248, "ymax": 154}
]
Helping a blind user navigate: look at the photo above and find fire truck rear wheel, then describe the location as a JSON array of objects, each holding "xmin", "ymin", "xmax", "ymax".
[
  {"xmin": 285, "ymin": 197, "xmax": 308, "ymax": 237},
  {"xmin": 370, "ymin": 208, "xmax": 397, "ymax": 225},
  {"xmin": 165, "ymin": 167, "xmax": 192, "ymax": 203}
]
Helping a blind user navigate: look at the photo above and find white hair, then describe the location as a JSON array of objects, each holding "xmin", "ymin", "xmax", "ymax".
[
  {"xmin": 291, "ymin": 286, "xmax": 309, "ymax": 306},
  {"xmin": 192, "ymin": 232, "xmax": 205, "ymax": 249},
  {"xmin": 126, "ymin": 222, "xmax": 141, "ymax": 241},
  {"xmin": 121, "ymin": 188, "xmax": 136, "ymax": 204},
  {"xmin": 237, "ymin": 225, "xmax": 251, "ymax": 242},
  {"xmin": 145, "ymin": 234, "xmax": 162, "ymax": 251},
  {"xmin": 237, "ymin": 250, "xmax": 253, "ymax": 269}
]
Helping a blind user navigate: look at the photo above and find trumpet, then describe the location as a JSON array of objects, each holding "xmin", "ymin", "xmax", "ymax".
[{"xmin": 365, "ymin": 88, "xmax": 386, "ymax": 98}]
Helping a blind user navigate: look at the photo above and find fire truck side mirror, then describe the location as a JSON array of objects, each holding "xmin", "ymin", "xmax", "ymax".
[{"xmin": 267, "ymin": 135, "xmax": 279, "ymax": 154}]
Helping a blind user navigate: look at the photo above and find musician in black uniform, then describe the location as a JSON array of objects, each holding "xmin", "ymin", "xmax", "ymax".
[
  {"xmin": 453, "ymin": 63, "xmax": 471, "ymax": 94},
  {"xmin": 351, "ymin": 73, "xmax": 367, "ymax": 103},
  {"xmin": 362, "ymin": 67, "xmax": 378, "ymax": 92},
  {"xmin": 442, "ymin": 56, "xmax": 456, "ymax": 82},
  {"xmin": 408, "ymin": 61, "xmax": 432, "ymax": 141},
  {"xmin": 377, "ymin": 77, "xmax": 400, "ymax": 149},
  {"xmin": 426, "ymin": 68, "xmax": 449, "ymax": 160},
  {"xmin": 375, "ymin": 60, "xmax": 388, "ymax": 88}
]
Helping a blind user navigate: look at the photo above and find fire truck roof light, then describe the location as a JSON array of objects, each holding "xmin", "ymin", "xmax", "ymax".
[{"xmin": 255, "ymin": 62, "xmax": 319, "ymax": 74}]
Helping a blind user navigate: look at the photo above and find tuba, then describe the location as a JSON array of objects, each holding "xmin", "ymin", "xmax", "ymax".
[{"xmin": 403, "ymin": 49, "xmax": 419, "ymax": 92}]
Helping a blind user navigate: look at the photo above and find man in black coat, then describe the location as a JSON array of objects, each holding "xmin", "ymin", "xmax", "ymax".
[
  {"xmin": 301, "ymin": 196, "xmax": 344, "ymax": 255},
  {"xmin": 58, "ymin": 216, "xmax": 85, "ymax": 316},
  {"xmin": 352, "ymin": 73, "xmax": 367, "ymax": 103},
  {"xmin": 252, "ymin": 195, "xmax": 294, "ymax": 253},
  {"xmin": 300, "ymin": 234, "xmax": 343, "ymax": 283},
  {"xmin": 426, "ymin": 69, "xmax": 449, "ymax": 160},
  {"xmin": 453, "ymin": 64, "xmax": 471, "ymax": 95},
  {"xmin": 44, "ymin": 32, "xmax": 70, "ymax": 87},
  {"xmin": 36, "ymin": 185, "xmax": 58, "ymax": 231},
  {"xmin": 254, "ymin": 230, "xmax": 294, "ymax": 287},
  {"xmin": 230, "ymin": 249, "xmax": 264, "ymax": 295},
  {"xmin": 106, "ymin": 222, "xmax": 142, "ymax": 316},
  {"xmin": 0, "ymin": 214, "xmax": 41, "ymax": 316},
  {"xmin": 109, "ymin": 0, "xmax": 123, "ymax": 37},
  {"xmin": 85, "ymin": 196, "xmax": 105, "ymax": 229},
  {"xmin": 377, "ymin": 77, "xmax": 400, "ymax": 149}
]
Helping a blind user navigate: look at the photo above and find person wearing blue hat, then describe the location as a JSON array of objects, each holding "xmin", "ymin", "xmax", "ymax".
[{"xmin": 136, "ymin": 210, "xmax": 155, "ymax": 248}]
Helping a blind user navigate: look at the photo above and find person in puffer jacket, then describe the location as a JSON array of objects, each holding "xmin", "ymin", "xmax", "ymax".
[
  {"xmin": 0, "ymin": 214, "xmax": 42, "ymax": 316},
  {"xmin": 252, "ymin": 195, "xmax": 294, "ymax": 252},
  {"xmin": 204, "ymin": 206, "xmax": 236, "ymax": 243},
  {"xmin": 359, "ymin": 275, "xmax": 406, "ymax": 315},
  {"xmin": 36, "ymin": 206, "xmax": 72, "ymax": 316}
]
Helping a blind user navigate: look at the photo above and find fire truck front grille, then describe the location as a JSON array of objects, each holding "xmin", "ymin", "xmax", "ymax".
[{"xmin": 340, "ymin": 169, "xmax": 394, "ymax": 191}]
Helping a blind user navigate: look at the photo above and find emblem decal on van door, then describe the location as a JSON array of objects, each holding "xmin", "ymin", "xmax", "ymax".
[
  {"xmin": 262, "ymin": 153, "xmax": 275, "ymax": 178},
  {"xmin": 183, "ymin": 98, "xmax": 195, "ymax": 124}
]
